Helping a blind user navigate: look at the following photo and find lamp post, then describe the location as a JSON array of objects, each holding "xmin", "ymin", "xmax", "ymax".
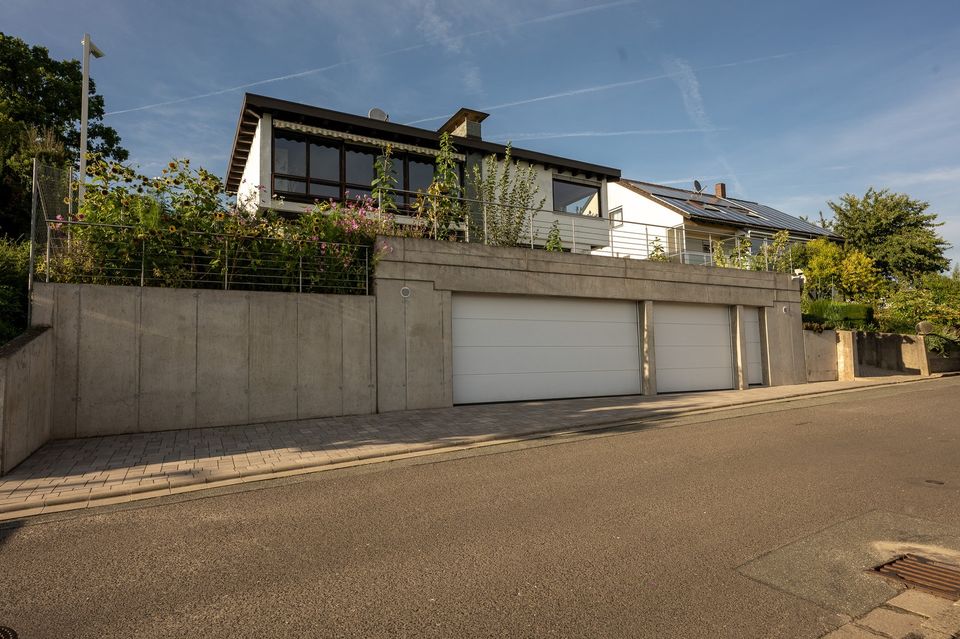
[{"xmin": 78, "ymin": 33, "xmax": 104, "ymax": 207}]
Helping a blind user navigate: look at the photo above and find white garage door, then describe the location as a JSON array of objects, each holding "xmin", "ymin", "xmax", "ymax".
[
  {"xmin": 744, "ymin": 307, "xmax": 764, "ymax": 385},
  {"xmin": 452, "ymin": 294, "xmax": 641, "ymax": 404},
  {"xmin": 654, "ymin": 303, "xmax": 734, "ymax": 393}
]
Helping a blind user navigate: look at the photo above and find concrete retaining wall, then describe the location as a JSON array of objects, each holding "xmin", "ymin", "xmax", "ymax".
[
  {"xmin": 803, "ymin": 330, "xmax": 838, "ymax": 382},
  {"xmin": 856, "ymin": 331, "xmax": 929, "ymax": 376},
  {"xmin": 30, "ymin": 284, "xmax": 376, "ymax": 438},
  {"xmin": 0, "ymin": 328, "xmax": 53, "ymax": 473},
  {"xmin": 928, "ymin": 353, "xmax": 960, "ymax": 374},
  {"xmin": 374, "ymin": 236, "xmax": 807, "ymax": 412}
]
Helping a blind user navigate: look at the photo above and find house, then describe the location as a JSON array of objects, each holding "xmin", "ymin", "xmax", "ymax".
[
  {"xmin": 225, "ymin": 94, "xmax": 620, "ymax": 244},
  {"xmin": 603, "ymin": 179, "xmax": 840, "ymax": 264}
]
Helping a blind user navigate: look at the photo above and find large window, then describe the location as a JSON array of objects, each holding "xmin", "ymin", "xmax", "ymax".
[
  {"xmin": 272, "ymin": 131, "xmax": 455, "ymax": 209},
  {"xmin": 553, "ymin": 179, "xmax": 601, "ymax": 216}
]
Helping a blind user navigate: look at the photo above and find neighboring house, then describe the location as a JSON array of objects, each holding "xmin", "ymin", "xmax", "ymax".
[
  {"xmin": 604, "ymin": 180, "xmax": 840, "ymax": 264},
  {"xmin": 225, "ymin": 93, "xmax": 620, "ymax": 245}
]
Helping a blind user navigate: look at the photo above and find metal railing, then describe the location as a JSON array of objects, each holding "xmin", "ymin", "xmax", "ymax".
[{"xmin": 40, "ymin": 220, "xmax": 371, "ymax": 295}]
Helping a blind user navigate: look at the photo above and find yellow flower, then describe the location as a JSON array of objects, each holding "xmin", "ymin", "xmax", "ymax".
[{"xmin": 168, "ymin": 225, "xmax": 177, "ymax": 233}]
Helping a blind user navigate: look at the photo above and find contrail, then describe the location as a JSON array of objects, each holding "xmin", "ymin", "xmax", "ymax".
[
  {"xmin": 105, "ymin": 0, "xmax": 639, "ymax": 117},
  {"xmin": 406, "ymin": 51, "xmax": 796, "ymax": 125},
  {"xmin": 488, "ymin": 127, "xmax": 725, "ymax": 142}
]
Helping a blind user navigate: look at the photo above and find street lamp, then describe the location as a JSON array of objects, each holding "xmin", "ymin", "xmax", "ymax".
[{"xmin": 78, "ymin": 33, "xmax": 104, "ymax": 206}]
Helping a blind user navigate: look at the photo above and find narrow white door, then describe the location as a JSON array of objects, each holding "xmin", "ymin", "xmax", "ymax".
[
  {"xmin": 744, "ymin": 307, "xmax": 764, "ymax": 385},
  {"xmin": 452, "ymin": 294, "xmax": 641, "ymax": 404}
]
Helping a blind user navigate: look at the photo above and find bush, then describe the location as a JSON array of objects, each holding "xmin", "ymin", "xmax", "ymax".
[
  {"xmin": 0, "ymin": 238, "xmax": 29, "ymax": 344},
  {"xmin": 801, "ymin": 298, "xmax": 875, "ymax": 330},
  {"xmin": 39, "ymin": 157, "xmax": 398, "ymax": 294}
]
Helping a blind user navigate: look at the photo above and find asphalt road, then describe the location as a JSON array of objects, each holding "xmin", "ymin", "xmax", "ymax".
[{"xmin": 2, "ymin": 377, "xmax": 959, "ymax": 638}]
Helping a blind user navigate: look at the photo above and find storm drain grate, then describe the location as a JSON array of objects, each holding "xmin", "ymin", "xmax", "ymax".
[
  {"xmin": 873, "ymin": 554, "xmax": 960, "ymax": 600},
  {"xmin": 0, "ymin": 626, "xmax": 17, "ymax": 639}
]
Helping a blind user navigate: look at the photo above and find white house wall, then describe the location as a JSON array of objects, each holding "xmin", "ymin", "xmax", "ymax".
[
  {"xmin": 237, "ymin": 119, "xmax": 262, "ymax": 212},
  {"xmin": 595, "ymin": 183, "xmax": 685, "ymax": 259}
]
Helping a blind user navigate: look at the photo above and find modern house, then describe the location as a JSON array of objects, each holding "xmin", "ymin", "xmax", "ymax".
[
  {"xmin": 604, "ymin": 180, "xmax": 840, "ymax": 264},
  {"xmin": 225, "ymin": 93, "xmax": 620, "ymax": 243}
]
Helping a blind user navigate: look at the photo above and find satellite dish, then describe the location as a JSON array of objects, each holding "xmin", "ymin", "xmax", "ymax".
[
  {"xmin": 368, "ymin": 107, "xmax": 389, "ymax": 122},
  {"xmin": 693, "ymin": 179, "xmax": 702, "ymax": 193}
]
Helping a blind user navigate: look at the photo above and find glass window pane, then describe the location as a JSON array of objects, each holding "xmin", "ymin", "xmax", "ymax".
[
  {"xmin": 378, "ymin": 154, "xmax": 405, "ymax": 191},
  {"xmin": 275, "ymin": 177, "xmax": 306, "ymax": 194},
  {"xmin": 274, "ymin": 134, "xmax": 306, "ymax": 176},
  {"xmin": 346, "ymin": 148, "xmax": 376, "ymax": 185},
  {"xmin": 553, "ymin": 179, "xmax": 600, "ymax": 216},
  {"xmin": 345, "ymin": 188, "xmax": 373, "ymax": 201},
  {"xmin": 409, "ymin": 158, "xmax": 434, "ymax": 194},
  {"xmin": 309, "ymin": 182, "xmax": 340, "ymax": 199},
  {"xmin": 310, "ymin": 143, "xmax": 339, "ymax": 181}
]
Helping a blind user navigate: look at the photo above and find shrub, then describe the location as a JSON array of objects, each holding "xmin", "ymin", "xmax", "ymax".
[
  {"xmin": 0, "ymin": 238, "xmax": 29, "ymax": 344},
  {"xmin": 801, "ymin": 298, "xmax": 875, "ymax": 330}
]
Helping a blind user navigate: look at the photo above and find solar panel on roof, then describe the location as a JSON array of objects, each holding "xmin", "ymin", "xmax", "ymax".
[{"xmin": 628, "ymin": 180, "xmax": 838, "ymax": 239}]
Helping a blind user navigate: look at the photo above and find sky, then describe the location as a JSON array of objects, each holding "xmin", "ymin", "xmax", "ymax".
[{"xmin": 4, "ymin": 0, "xmax": 960, "ymax": 267}]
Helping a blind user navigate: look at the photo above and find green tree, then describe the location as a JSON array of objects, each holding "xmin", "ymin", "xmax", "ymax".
[
  {"xmin": 544, "ymin": 220, "xmax": 563, "ymax": 252},
  {"xmin": 413, "ymin": 132, "xmax": 463, "ymax": 240},
  {"xmin": 827, "ymin": 188, "xmax": 949, "ymax": 283},
  {"xmin": 838, "ymin": 249, "xmax": 883, "ymax": 302},
  {"xmin": 0, "ymin": 32, "xmax": 128, "ymax": 237},
  {"xmin": 803, "ymin": 238, "xmax": 843, "ymax": 299},
  {"xmin": 469, "ymin": 144, "xmax": 545, "ymax": 247}
]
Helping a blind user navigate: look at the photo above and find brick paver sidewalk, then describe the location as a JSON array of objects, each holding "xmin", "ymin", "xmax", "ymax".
[{"xmin": 0, "ymin": 375, "xmax": 933, "ymax": 519}]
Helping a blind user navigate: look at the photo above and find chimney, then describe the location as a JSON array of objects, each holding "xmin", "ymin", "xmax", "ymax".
[
  {"xmin": 715, "ymin": 182, "xmax": 727, "ymax": 199},
  {"xmin": 438, "ymin": 108, "xmax": 489, "ymax": 140}
]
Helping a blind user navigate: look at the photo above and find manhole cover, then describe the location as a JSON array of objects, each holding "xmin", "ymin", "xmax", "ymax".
[
  {"xmin": 0, "ymin": 626, "xmax": 17, "ymax": 639},
  {"xmin": 873, "ymin": 554, "xmax": 960, "ymax": 600}
]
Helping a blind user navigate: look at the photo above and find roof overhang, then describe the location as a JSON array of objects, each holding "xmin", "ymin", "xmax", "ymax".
[{"xmin": 225, "ymin": 94, "xmax": 620, "ymax": 193}]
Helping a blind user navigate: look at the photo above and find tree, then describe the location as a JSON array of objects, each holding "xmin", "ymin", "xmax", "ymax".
[
  {"xmin": 413, "ymin": 132, "xmax": 463, "ymax": 240},
  {"xmin": 0, "ymin": 32, "xmax": 128, "ymax": 237},
  {"xmin": 469, "ymin": 144, "xmax": 545, "ymax": 247},
  {"xmin": 800, "ymin": 238, "xmax": 883, "ymax": 302},
  {"xmin": 827, "ymin": 188, "xmax": 950, "ymax": 284}
]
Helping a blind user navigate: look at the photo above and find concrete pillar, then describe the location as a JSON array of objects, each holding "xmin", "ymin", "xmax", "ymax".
[
  {"xmin": 640, "ymin": 300, "xmax": 657, "ymax": 396},
  {"xmin": 731, "ymin": 305, "xmax": 749, "ymax": 390},
  {"xmin": 837, "ymin": 330, "xmax": 858, "ymax": 381}
]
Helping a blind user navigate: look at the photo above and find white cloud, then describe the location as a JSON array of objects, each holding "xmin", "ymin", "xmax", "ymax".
[{"xmin": 879, "ymin": 166, "xmax": 960, "ymax": 187}]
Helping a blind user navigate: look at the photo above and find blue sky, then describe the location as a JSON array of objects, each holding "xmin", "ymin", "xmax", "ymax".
[{"xmin": 4, "ymin": 0, "xmax": 959, "ymax": 266}]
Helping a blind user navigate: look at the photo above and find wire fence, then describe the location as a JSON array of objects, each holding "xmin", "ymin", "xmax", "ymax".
[{"xmin": 39, "ymin": 220, "xmax": 370, "ymax": 294}]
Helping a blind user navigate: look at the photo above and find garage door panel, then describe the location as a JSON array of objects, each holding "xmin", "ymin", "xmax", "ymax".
[
  {"xmin": 454, "ymin": 345, "xmax": 642, "ymax": 376},
  {"xmin": 452, "ymin": 294, "xmax": 641, "ymax": 404},
  {"xmin": 654, "ymin": 303, "xmax": 730, "ymax": 326},
  {"xmin": 654, "ymin": 302, "xmax": 734, "ymax": 393},
  {"xmin": 654, "ymin": 323, "xmax": 732, "ymax": 347},
  {"xmin": 654, "ymin": 345, "xmax": 733, "ymax": 370},
  {"xmin": 656, "ymin": 368, "xmax": 732, "ymax": 393},
  {"xmin": 454, "ymin": 318, "xmax": 638, "ymax": 348},
  {"xmin": 453, "ymin": 295, "xmax": 637, "ymax": 322},
  {"xmin": 453, "ymin": 369, "xmax": 641, "ymax": 404}
]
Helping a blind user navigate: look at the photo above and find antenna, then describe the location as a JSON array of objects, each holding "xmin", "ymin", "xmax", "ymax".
[
  {"xmin": 693, "ymin": 179, "xmax": 703, "ymax": 194},
  {"xmin": 368, "ymin": 107, "xmax": 389, "ymax": 122}
]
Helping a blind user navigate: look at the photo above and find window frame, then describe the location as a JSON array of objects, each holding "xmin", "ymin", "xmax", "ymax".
[{"xmin": 551, "ymin": 177, "xmax": 603, "ymax": 217}]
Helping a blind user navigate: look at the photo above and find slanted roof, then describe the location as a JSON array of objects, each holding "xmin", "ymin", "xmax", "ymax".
[
  {"xmin": 620, "ymin": 180, "xmax": 841, "ymax": 239},
  {"xmin": 226, "ymin": 94, "xmax": 620, "ymax": 192}
]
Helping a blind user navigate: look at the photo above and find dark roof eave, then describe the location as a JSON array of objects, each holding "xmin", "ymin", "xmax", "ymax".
[{"xmin": 225, "ymin": 93, "xmax": 620, "ymax": 193}]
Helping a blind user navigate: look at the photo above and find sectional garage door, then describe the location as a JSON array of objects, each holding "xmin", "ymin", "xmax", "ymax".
[
  {"xmin": 452, "ymin": 294, "xmax": 642, "ymax": 404},
  {"xmin": 654, "ymin": 303, "xmax": 734, "ymax": 393}
]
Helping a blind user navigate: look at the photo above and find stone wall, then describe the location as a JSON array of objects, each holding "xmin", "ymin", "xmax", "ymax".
[
  {"xmin": 30, "ymin": 284, "xmax": 376, "ymax": 438},
  {"xmin": 0, "ymin": 328, "xmax": 53, "ymax": 473}
]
